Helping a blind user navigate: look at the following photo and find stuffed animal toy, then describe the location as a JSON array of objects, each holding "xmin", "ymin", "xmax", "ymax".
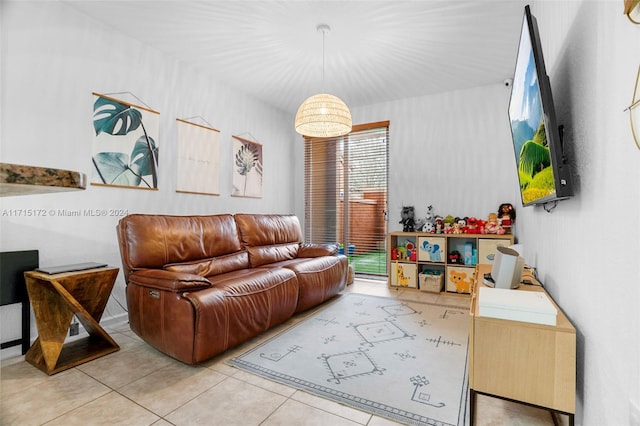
[
  {"xmin": 448, "ymin": 250, "xmax": 462, "ymax": 264},
  {"xmin": 454, "ymin": 217, "xmax": 468, "ymax": 234},
  {"xmin": 424, "ymin": 205, "xmax": 436, "ymax": 223},
  {"xmin": 415, "ymin": 205, "xmax": 436, "ymax": 233},
  {"xmin": 452, "ymin": 222, "xmax": 463, "ymax": 234},
  {"xmin": 478, "ymin": 218, "xmax": 487, "ymax": 234},
  {"xmin": 399, "ymin": 206, "xmax": 416, "ymax": 232},
  {"xmin": 466, "ymin": 217, "xmax": 479, "ymax": 234},
  {"xmin": 443, "ymin": 215, "xmax": 455, "ymax": 234},
  {"xmin": 485, "ymin": 213, "xmax": 505, "ymax": 234}
]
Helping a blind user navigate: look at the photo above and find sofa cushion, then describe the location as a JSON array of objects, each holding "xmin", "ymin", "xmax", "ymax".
[
  {"xmin": 117, "ymin": 214, "xmax": 244, "ymax": 280},
  {"xmin": 182, "ymin": 267, "xmax": 299, "ymax": 361},
  {"xmin": 245, "ymin": 243, "xmax": 300, "ymax": 268},
  {"xmin": 281, "ymin": 256, "xmax": 348, "ymax": 312},
  {"xmin": 298, "ymin": 243, "xmax": 339, "ymax": 257},
  {"xmin": 164, "ymin": 251, "xmax": 250, "ymax": 277},
  {"xmin": 128, "ymin": 269, "xmax": 212, "ymax": 292},
  {"xmin": 234, "ymin": 214, "xmax": 302, "ymax": 267}
]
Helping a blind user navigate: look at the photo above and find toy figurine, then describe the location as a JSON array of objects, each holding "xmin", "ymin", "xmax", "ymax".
[
  {"xmin": 435, "ymin": 216, "xmax": 443, "ymax": 234},
  {"xmin": 498, "ymin": 203, "xmax": 516, "ymax": 233},
  {"xmin": 443, "ymin": 215, "xmax": 455, "ymax": 234},
  {"xmin": 410, "ymin": 250, "xmax": 417, "ymax": 261}
]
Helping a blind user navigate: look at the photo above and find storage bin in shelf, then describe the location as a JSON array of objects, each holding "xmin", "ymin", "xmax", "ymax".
[
  {"xmin": 478, "ymin": 238, "xmax": 512, "ymax": 264},
  {"xmin": 446, "ymin": 265, "xmax": 475, "ymax": 294},
  {"xmin": 390, "ymin": 261, "xmax": 417, "ymax": 288},
  {"xmin": 417, "ymin": 236, "xmax": 445, "ymax": 262},
  {"xmin": 419, "ymin": 271, "xmax": 443, "ymax": 293}
]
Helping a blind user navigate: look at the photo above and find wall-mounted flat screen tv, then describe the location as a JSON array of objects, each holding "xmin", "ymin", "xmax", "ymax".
[{"xmin": 508, "ymin": 5, "xmax": 573, "ymax": 207}]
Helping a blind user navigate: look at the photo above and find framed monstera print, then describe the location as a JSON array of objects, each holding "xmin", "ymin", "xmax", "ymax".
[
  {"xmin": 91, "ymin": 93, "xmax": 160, "ymax": 190},
  {"xmin": 231, "ymin": 135, "xmax": 262, "ymax": 198}
]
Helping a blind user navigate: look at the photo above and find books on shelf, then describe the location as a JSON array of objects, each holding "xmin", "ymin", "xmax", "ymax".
[{"xmin": 478, "ymin": 287, "xmax": 558, "ymax": 326}]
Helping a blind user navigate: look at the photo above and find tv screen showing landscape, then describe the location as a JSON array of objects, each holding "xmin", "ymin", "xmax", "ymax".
[{"xmin": 508, "ymin": 13, "xmax": 558, "ymax": 206}]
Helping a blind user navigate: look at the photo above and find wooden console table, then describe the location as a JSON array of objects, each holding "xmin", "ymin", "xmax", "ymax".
[
  {"xmin": 24, "ymin": 267, "xmax": 120, "ymax": 375},
  {"xmin": 469, "ymin": 264, "xmax": 576, "ymax": 425}
]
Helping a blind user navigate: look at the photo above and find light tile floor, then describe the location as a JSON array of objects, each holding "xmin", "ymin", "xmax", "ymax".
[{"xmin": 0, "ymin": 279, "xmax": 555, "ymax": 426}]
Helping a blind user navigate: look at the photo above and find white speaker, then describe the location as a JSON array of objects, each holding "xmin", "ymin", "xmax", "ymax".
[{"xmin": 490, "ymin": 246, "xmax": 525, "ymax": 289}]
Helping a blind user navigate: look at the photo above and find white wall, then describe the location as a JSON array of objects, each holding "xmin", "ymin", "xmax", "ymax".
[
  {"xmin": 352, "ymin": 84, "xmax": 520, "ymax": 228},
  {"xmin": 0, "ymin": 1, "xmax": 297, "ymax": 356},
  {"xmin": 517, "ymin": 2, "xmax": 640, "ymax": 425}
]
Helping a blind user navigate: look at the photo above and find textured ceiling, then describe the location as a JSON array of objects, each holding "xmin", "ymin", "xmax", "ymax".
[{"xmin": 65, "ymin": 0, "xmax": 531, "ymax": 115}]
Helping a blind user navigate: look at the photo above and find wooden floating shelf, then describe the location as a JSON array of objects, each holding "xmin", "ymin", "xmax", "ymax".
[{"xmin": 0, "ymin": 162, "xmax": 86, "ymax": 197}]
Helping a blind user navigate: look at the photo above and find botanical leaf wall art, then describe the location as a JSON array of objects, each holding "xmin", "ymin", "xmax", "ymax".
[
  {"xmin": 91, "ymin": 93, "xmax": 160, "ymax": 190},
  {"xmin": 231, "ymin": 135, "xmax": 262, "ymax": 198}
]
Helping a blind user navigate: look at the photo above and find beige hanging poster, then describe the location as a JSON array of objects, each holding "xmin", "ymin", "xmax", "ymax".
[{"xmin": 176, "ymin": 119, "xmax": 220, "ymax": 195}]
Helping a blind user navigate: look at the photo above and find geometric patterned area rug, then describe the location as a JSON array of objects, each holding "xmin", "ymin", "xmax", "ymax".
[{"xmin": 228, "ymin": 293, "xmax": 470, "ymax": 426}]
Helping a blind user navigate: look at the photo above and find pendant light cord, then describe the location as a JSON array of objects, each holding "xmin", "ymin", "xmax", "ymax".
[
  {"xmin": 322, "ymin": 28, "xmax": 326, "ymax": 89},
  {"xmin": 318, "ymin": 24, "xmax": 330, "ymax": 92}
]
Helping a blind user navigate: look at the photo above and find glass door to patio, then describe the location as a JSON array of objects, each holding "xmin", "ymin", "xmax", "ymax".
[{"xmin": 304, "ymin": 121, "xmax": 389, "ymax": 278}]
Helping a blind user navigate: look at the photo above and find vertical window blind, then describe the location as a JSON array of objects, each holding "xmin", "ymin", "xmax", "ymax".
[{"xmin": 304, "ymin": 121, "xmax": 389, "ymax": 276}]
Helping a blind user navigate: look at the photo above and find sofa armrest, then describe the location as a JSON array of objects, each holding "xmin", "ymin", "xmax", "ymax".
[
  {"xmin": 298, "ymin": 243, "xmax": 338, "ymax": 258},
  {"xmin": 128, "ymin": 269, "xmax": 212, "ymax": 292}
]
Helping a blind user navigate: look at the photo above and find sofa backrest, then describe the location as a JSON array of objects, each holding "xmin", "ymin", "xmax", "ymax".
[
  {"xmin": 117, "ymin": 214, "xmax": 247, "ymax": 280},
  {"xmin": 234, "ymin": 214, "xmax": 302, "ymax": 267}
]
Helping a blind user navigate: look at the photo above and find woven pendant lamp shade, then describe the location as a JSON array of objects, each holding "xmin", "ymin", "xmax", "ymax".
[{"xmin": 295, "ymin": 93, "xmax": 352, "ymax": 138}]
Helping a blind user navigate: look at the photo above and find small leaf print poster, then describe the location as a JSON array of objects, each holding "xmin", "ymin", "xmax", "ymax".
[{"xmin": 231, "ymin": 135, "xmax": 262, "ymax": 198}]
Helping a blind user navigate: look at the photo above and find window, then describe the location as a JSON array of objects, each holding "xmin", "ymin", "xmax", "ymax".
[{"xmin": 304, "ymin": 121, "xmax": 389, "ymax": 276}]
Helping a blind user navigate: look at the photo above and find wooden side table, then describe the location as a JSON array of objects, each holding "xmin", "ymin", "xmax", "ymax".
[
  {"xmin": 468, "ymin": 264, "xmax": 576, "ymax": 425},
  {"xmin": 24, "ymin": 267, "xmax": 120, "ymax": 375}
]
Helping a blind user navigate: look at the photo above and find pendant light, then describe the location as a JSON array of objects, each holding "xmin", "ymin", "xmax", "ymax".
[
  {"xmin": 624, "ymin": 0, "xmax": 640, "ymax": 23},
  {"xmin": 295, "ymin": 24, "xmax": 352, "ymax": 138}
]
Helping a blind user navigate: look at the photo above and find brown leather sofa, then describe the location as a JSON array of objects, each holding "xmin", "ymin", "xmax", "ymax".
[{"xmin": 116, "ymin": 213, "xmax": 348, "ymax": 364}]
